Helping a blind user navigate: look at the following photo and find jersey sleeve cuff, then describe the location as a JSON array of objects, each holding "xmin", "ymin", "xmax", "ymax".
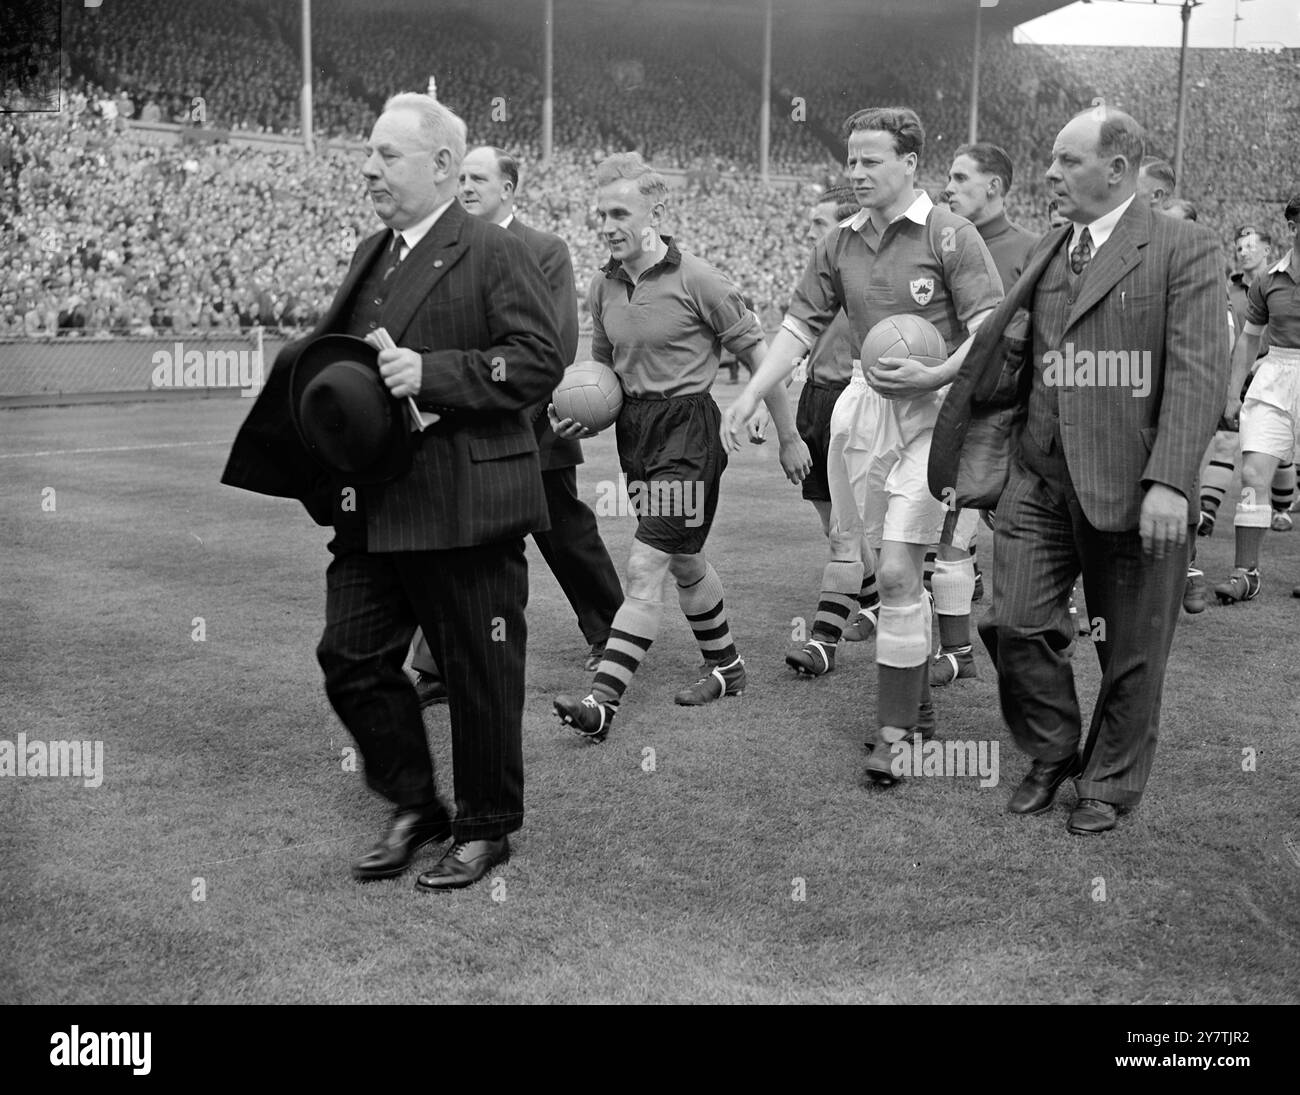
[{"xmin": 780, "ymin": 315, "xmax": 814, "ymax": 349}]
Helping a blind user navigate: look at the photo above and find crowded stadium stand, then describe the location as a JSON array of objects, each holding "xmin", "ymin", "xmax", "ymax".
[{"xmin": 1, "ymin": 0, "xmax": 1296, "ymax": 357}]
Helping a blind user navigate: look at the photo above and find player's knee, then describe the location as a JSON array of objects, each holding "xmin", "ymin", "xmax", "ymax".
[
  {"xmin": 1208, "ymin": 431, "xmax": 1236, "ymax": 461},
  {"xmin": 876, "ymin": 558, "xmax": 921, "ymax": 601},
  {"xmin": 667, "ymin": 552, "xmax": 705, "ymax": 584},
  {"xmin": 626, "ymin": 548, "xmax": 671, "ymax": 598},
  {"xmin": 1239, "ymin": 461, "xmax": 1273, "ymax": 490}
]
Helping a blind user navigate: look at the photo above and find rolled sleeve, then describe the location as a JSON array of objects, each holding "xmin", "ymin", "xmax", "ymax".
[
  {"xmin": 781, "ymin": 314, "xmax": 814, "ymax": 349},
  {"xmin": 693, "ymin": 268, "xmax": 763, "ymax": 357},
  {"xmin": 717, "ymin": 308, "xmax": 763, "ymax": 358}
]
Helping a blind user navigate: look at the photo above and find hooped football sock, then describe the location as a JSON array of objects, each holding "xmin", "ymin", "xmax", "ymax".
[
  {"xmin": 591, "ymin": 594, "xmax": 662, "ymax": 707},
  {"xmin": 858, "ymin": 570, "xmax": 879, "ymax": 610},
  {"xmin": 1200, "ymin": 456, "xmax": 1234, "ymax": 519},
  {"xmin": 814, "ymin": 559, "xmax": 863, "ymax": 642},
  {"xmin": 1272, "ymin": 462, "xmax": 1296, "ymax": 512},
  {"xmin": 677, "ymin": 562, "xmax": 737, "ymax": 666}
]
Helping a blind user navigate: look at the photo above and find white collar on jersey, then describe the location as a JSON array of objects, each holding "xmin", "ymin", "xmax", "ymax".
[
  {"xmin": 845, "ymin": 189, "xmax": 933, "ymax": 234},
  {"xmin": 1267, "ymin": 250, "xmax": 1295, "ymax": 276}
]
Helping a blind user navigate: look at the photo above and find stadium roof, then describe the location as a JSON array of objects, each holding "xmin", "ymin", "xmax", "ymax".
[
  {"xmin": 559, "ymin": 0, "xmax": 1075, "ymax": 28},
  {"xmin": 396, "ymin": 0, "xmax": 1077, "ymax": 34}
]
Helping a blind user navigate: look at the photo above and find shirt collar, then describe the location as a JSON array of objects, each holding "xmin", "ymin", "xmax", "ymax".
[
  {"xmin": 847, "ymin": 190, "xmax": 933, "ymax": 235},
  {"xmin": 394, "ymin": 197, "xmax": 456, "ymax": 254},
  {"xmin": 1071, "ymin": 194, "xmax": 1135, "ymax": 253},
  {"xmin": 602, "ymin": 235, "xmax": 681, "ymax": 279},
  {"xmin": 1268, "ymin": 249, "xmax": 1295, "ymax": 277},
  {"xmin": 499, "ymin": 212, "xmax": 514, "ymax": 229}
]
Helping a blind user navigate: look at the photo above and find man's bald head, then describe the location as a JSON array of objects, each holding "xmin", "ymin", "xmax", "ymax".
[{"xmin": 1045, "ymin": 107, "xmax": 1145, "ymax": 225}]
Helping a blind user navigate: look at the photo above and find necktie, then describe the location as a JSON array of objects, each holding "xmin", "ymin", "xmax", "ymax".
[
  {"xmin": 382, "ymin": 232, "xmax": 406, "ymax": 280},
  {"xmin": 1070, "ymin": 226, "xmax": 1093, "ymax": 276}
]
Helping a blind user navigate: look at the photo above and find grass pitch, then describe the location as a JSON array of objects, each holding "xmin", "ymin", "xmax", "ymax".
[{"xmin": 1, "ymin": 390, "xmax": 1298, "ymax": 1005}]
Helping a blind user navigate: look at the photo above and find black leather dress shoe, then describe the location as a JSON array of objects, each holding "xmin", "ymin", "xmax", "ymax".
[
  {"xmin": 414, "ymin": 672, "xmax": 448, "ymax": 708},
  {"xmin": 352, "ymin": 806, "xmax": 452, "ymax": 881},
  {"xmin": 1068, "ymin": 798, "xmax": 1118, "ymax": 834},
  {"xmin": 1007, "ymin": 754, "xmax": 1081, "ymax": 815},
  {"xmin": 415, "ymin": 837, "xmax": 509, "ymax": 891}
]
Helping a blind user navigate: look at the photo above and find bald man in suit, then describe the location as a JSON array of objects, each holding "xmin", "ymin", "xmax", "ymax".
[
  {"xmin": 224, "ymin": 95, "xmax": 564, "ymax": 888},
  {"xmin": 889, "ymin": 108, "xmax": 1229, "ymax": 833}
]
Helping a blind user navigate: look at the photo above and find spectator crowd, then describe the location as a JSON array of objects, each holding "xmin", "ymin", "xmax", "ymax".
[{"xmin": 1, "ymin": 0, "xmax": 1293, "ymax": 338}]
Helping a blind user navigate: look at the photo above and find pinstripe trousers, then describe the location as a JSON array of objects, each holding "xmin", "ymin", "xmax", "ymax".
[
  {"xmin": 993, "ymin": 438, "xmax": 1189, "ymax": 807},
  {"xmin": 317, "ymin": 535, "xmax": 527, "ymax": 840}
]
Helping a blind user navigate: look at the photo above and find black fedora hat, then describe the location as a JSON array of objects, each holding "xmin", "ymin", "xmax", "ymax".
[{"xmin": 289, "ymin": 333, "xmax": 413, "ymax": 485}]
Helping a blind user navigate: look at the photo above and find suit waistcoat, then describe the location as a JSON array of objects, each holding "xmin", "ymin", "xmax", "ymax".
[
  {"xmin": 344, "ymin": 238, "xmax": 404, "ymax": 338},
  {"xmin": 1025, "ymin": 244, "xmax": 1084, "ymax": 465}
]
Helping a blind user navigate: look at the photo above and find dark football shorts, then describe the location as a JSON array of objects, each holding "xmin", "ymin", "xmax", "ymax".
[
  {"xmin": 795, "ymin": 380, "xmax": 849, "ymax": 502},
  {"xmin": 615, "ymin": 392, "xmax": 726, "ymax": 554}
]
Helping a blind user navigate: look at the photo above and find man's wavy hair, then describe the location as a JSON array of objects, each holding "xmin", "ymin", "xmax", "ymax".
[
  {"xmin": 841, "ymin": 107, "xmax": 924, "ymax": 160},
  {"xmin": 594, "ymin": 152, "xmax": 668, "ymax": 207}
]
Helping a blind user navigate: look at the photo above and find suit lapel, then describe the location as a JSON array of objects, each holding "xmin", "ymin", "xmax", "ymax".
[
  {"xmin": 382, "ymin": 203, "xmax": 470, "ymax": 342},
  {"xmin": 1014, "ymin": 224, "xmax": 1071, "ymax": 310},
  {"xmin": 1064, "ymin": 199, "xmax": 1149, "ymax": 334}
]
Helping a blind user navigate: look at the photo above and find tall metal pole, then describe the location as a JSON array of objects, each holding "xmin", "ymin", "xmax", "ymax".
[
  {"xmin": 301, "ymin": 0, "xmax": 314, "ymax": 155},
  {"xmin": 1173, "ymin": 0, "xmax": 1191, "ymax": 196},
  {"xmin": 968, "ymin": 0, "xmax": 982, "ymax": 144},
  {"xmin": 542, "ymin": 0, "xmax": 554, "ymax": 163},
  {"xmin": 760, "ymin": 0, "xmax": 772, "ymax": 184}
]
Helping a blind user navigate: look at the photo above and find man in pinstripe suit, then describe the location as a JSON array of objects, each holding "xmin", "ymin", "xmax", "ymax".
[
  {"xmin": 912, "ymin": 108, "xmax": 1230, "ymax": 832},
  {"xmin": 223, "ymin": 94, "xmax": 564, "ymax": 887}
]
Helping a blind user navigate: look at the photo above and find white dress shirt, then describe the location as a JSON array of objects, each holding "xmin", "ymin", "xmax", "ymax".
[
  {"xmin": 1070, "ymin": 193, "xmax": 1136, "ymax": 254},
  {"xmin": 393, "ymin": 197, "xmax": 456, "ymax": 259}
]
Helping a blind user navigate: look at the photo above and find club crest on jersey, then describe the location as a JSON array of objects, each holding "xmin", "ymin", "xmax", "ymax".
[{"xmin": 909, "ymin": 278, "xmax": 935, "ymax": 306}]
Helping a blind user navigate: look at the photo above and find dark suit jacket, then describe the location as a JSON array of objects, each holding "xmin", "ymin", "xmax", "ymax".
[
  {"xmin": 223, "ymin": 201, "xmax": 564, "ymax": 551},
  {"xmin": 931, "ymin": 199, "xmax": 1229, "ymax": 532},
  {"xmin": 505, "ymin": 215, "xmax": 582, "ymax": 471}
]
